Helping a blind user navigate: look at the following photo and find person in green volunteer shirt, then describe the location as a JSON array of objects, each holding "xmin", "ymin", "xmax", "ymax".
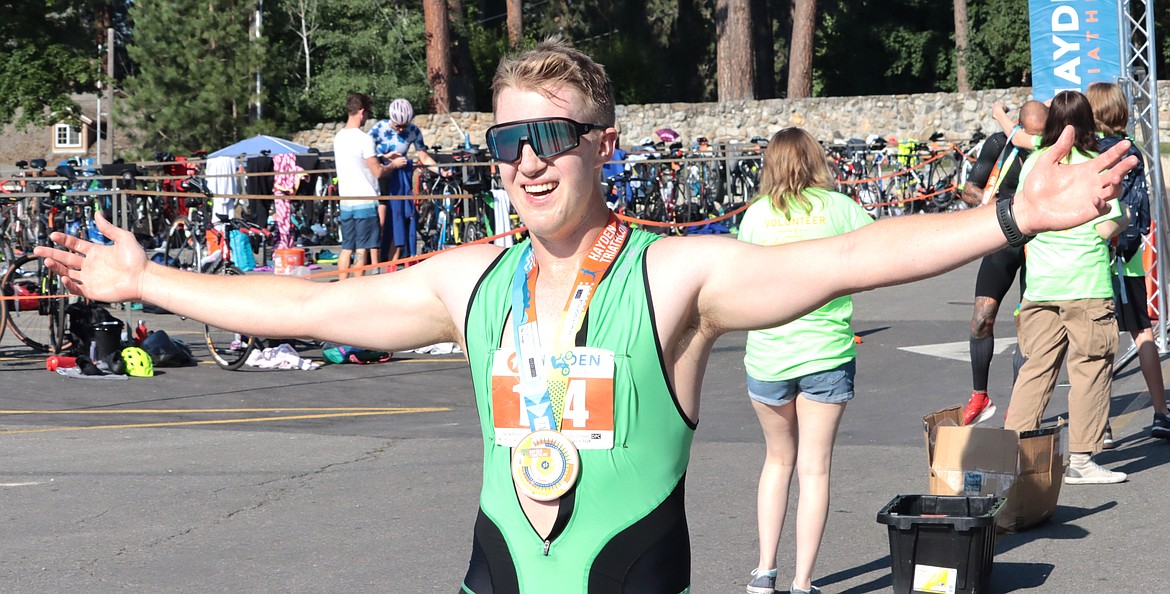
[
  {"xmin": 1086, "ymin": 81, "xmax": 1170, "ymax": 442},
  {"xmin": 1004, "ymin": 91, "xmax": 1130, "ymax": 485},
  {"xmin": 738, "ymin": 128, "xmax": 872, "ymax": 594}
]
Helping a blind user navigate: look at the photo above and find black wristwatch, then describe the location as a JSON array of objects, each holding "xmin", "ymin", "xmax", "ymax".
[{"xmin": 996, "ymin": 197, "xmax": 1033, "ymax": 247}]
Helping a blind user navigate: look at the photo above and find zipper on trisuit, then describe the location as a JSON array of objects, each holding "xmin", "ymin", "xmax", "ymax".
[{"xmin": 543, "ymin": 539, "xmax": 551, "ymax": 556}]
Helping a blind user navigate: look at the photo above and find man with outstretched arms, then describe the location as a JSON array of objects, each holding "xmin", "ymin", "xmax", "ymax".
[{"xmin": 37, "ymin": 39, "xmax": 1137, "ymax": 594}]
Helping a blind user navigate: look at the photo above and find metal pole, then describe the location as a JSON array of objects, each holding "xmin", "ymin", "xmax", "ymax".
[
  {"xmin": 106, "ymin": 27, "xmax": 115, "ymax": 165},
  {"xmin": 96, "ymin": 92, "xmax": 102, "ymax": 168},
  {"xmin": 254, "ymin": 0, "xmax": 263, "ymax": 121},
  {"xmin": 1113, "ymin": 0, "xmax": 1168, "ymax": 374}
]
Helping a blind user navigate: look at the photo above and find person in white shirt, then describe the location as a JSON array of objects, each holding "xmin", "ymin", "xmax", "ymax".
[{"xmin": 333, "ymin": 93, "xmax": 394, "ymax": 279}]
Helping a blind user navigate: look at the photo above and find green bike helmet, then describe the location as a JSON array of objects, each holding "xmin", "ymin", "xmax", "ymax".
[{"xmin": 121, "ymin": 347, "xmax": 154, "ymax": 378}]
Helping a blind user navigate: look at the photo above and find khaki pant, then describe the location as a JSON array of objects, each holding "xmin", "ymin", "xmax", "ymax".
[{"xmin": 1005, "ymin": 298, "xmax": 1117, "ymax": 453}]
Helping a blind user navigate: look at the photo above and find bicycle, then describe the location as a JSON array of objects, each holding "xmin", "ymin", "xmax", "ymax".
[
  {"xmin": 415, "ymin": 151, "xmax": 489, "ymax": 253},
  {"xmin": 0, "ymin": 164, "xmax": 86, "ymax": 353},
  {"xmin": 176, "ymin": 176, "xmax": 260, "ymax": 370},
  {"xmin": 724, "ymin": 138, "xmax": 767, "ymax": 227}
]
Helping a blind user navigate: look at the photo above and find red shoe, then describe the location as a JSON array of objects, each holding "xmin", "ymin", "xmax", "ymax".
[{"xmin": 963, "ymin": 391, "xmax": 997, "ymax": 426}]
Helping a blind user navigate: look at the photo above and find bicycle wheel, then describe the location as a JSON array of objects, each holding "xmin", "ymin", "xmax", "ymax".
[
  {"xmin": 926, "ymin": 155, "xmax": 960, "ymax": 212},
  {"xmin": 416, "ymin": 199, "xmax": 439, "ymax": 253},
  {"xmin": 462, "ymin": 218, "xmax": 488, "ymax": 244},
  {"xmin": 203, "ymin": 265, "xmax": 257, "ymax": 370},
  {"xmin": 672, "ymin": 184, "xmax": 699, "ymax": 236},
  {"xmin": 636, "ymin": 187, "xmax": 668, "ymax": 234},
  {"xmin": 162, "ymin": 215, "xmax": 202, "ymax": 271},
  {"xmin": 2, "ymin": 254, "xmax": 75, "ymax": 353},
  {"xmin": 855, "ymin": 181, "xmax": 884, "ymax": 219}
]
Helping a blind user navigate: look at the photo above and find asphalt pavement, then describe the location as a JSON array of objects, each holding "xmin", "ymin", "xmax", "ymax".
[{"xmin": 1, "ymin": 257, "xmax": 1166, "ymax": 593}]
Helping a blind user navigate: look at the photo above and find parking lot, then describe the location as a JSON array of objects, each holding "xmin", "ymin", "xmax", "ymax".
[{"xmin": 2, "ymin": 259, "xmax": 1168, "ymax": 592}]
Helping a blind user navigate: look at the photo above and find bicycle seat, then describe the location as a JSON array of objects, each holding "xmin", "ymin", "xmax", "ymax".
[{"xmin": 15, "ymin": 160, "xmax": 28, "ymax": 168}]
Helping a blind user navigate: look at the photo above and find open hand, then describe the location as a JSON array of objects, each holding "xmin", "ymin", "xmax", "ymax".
[
  {"xmin": 33, "ymin": 212, "xmax": 149, "ymax": 303},
  {"xmin": 1014, "ymin": 125, "xmax": 1138, "ymax": 236}
]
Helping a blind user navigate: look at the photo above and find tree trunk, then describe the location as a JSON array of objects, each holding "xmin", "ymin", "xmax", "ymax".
[
  {"xmin": 751, "ymin": 0, "xmax": 775, "ymax": 98},
  {"xmin": 716, "ymin": 0, "xmax": 754, "ymax": 102},
  {"xmin": 954, "ymin": 0, "xmax": 971, "ymax": 92},
  {"xmin": 447, "ymin": 0, "xmax": 478, "ymax": 111},
  {"xmin": 424, "ymin": 0, "xmax": 451, "ymax": 113},
  {"xmin": 787, "ymin": 0, "xmax": 815, "ymax": 98},
  {"xmin": 506, "ymin": 0, "xmax": 523, "ymax": 48}
]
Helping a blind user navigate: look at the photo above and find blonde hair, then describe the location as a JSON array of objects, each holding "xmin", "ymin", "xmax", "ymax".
[
  {"xmin": 491, "ymin": 37, "xmax": 616, "ymax": 126},
  {"xmin": 1086, "ymin": 82, "xmax": 1129, "ymax": 136},
  {"xmin": 755, "ymin": 128, "xmax": 834, "ymax": 218}
]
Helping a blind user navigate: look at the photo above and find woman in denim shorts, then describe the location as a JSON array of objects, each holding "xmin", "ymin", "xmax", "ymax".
[{"xmin": 738, "ymin": 128, "xmax": 873, "ymax": 594}]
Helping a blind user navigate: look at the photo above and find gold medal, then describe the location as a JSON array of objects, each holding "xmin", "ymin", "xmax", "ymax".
[{"xmin": 511, "ymin": 430, "xmax": 580, "ymax": 501}]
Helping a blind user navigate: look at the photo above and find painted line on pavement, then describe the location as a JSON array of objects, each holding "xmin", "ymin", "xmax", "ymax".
[{"xmin": 0, "ymin": 406, "xmax": 449, "ymax": 434}]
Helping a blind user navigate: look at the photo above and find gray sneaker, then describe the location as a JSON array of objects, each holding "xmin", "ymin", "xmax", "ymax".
[
  {"xmin": 746, "ymin": 569, "xmax": 777, "ymax": 594},
  {"xmin": 791, "ymin": 583, "xmax": 822, "ymax": 594},
  {"xmin": 1064, "ymin": 454, "xmax": 1127, "ymax": 484}
]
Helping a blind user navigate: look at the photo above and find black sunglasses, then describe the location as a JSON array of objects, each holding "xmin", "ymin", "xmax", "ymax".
[{"xmin": 485, "ymin": 117, "xmax": 609, "ymax": 163}]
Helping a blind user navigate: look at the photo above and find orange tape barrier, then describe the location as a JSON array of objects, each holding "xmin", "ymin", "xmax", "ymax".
[
  {"xmin": 0, "ymin": 292, "xmax": 73, "ymax": 302},
  {"xmin": 836, "ymin": 147, "xmax": 957, "ymax": 186},
  {"xmin": 855, "ymin": 184, "xmax": 958, "ymax": 210}
]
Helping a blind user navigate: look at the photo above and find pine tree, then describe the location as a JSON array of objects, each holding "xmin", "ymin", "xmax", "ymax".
[{"xmin": 120, "ymin": 0, "xmax": 260, "ymax": 155}]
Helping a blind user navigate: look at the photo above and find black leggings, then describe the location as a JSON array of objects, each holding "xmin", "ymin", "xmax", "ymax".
[{"xmin": 974, "ymin": 244, "xmax": 1025, "ymax": 301}]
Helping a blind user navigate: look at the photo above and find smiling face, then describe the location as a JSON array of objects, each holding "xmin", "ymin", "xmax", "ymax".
[{"xmin": 494, "ymin": 85, "xmax": 616, "ymax": 245}]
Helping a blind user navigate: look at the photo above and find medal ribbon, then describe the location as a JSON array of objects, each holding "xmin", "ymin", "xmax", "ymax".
[
  {"xmin": 510, "ymin": 213, "xmax": 629, "ymax": 432},
  {"xmin": 982, "ymin": 127, "xmax": 1020, "ymax": 206}
]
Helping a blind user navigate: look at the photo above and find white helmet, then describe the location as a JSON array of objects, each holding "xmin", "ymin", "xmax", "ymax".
[{"xmin": 387, "ymin": 98, "xmax": 414, "ymax": 126}]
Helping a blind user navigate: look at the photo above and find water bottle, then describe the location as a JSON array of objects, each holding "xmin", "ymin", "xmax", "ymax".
[{"xmin": 46, "ymin": 355, "xmax": 78, "ymax": 371}]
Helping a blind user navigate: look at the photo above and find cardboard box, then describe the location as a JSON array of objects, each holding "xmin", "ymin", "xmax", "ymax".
[{"xmin": 923, "ymin": 406, "xmax": 1066, "ymax": 533}]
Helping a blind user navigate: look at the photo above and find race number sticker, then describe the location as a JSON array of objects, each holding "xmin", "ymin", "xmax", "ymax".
[{"xmin": 491, "ymin": 347, "xmax": 615, "ymax": 449}]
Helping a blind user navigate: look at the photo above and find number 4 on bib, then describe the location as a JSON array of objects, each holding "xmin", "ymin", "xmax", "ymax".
[{"xmin": 492, "ymin": 347, "xmax": 615, "ymax": 449}]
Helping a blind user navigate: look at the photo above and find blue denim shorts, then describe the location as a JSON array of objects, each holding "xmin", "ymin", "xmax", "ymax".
[{"xmin": 747, "ymin": 360, "xmax": 856, "ymax": 407}]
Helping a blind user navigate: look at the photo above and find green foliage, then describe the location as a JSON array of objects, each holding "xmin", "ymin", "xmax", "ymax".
[
  {"xmin": 967, "ymin": 0, "xmax": 1032, "ymax": 89},
  {"xmin": 119, "ymin": 0, "xmax": 262, "ymax": 156},
  {"xmin": 286, "ymin": 0, "xmax": 428, "ymax": 123},
  {"xmin": 815, "ymin": 0, "xmax": 955, "ymax": 96},
  {"xmin": 464, "ymin": 4, "xmax": 513, "ymax": 111},
  {"xmin": 0, "ymin": 0, "xmax": 101, "ymax": 127},
  {"xmin": 18, "ymin": 0, "xmax": 1170, "ymax": 150}
]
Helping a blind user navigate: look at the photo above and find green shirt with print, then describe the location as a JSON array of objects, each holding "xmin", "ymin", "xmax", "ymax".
[{"xmin": 738, "ymin": 188, "xmax": 873, "ymax": 381}]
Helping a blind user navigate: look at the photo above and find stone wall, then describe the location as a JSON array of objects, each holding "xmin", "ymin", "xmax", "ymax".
[{"xmin": 292, "ymin": 83, "xmax": 1170, "ymax": 152}]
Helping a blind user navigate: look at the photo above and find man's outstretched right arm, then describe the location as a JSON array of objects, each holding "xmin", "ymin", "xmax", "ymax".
[{"xmin": 35, "ymin": 213, "xmax": 499, "ymax": 352}]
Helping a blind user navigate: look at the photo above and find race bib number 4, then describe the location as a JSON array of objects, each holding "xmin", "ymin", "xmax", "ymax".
[{"xmin": 491, "ymin": 347, "xmax": 615, "ymax": 449}]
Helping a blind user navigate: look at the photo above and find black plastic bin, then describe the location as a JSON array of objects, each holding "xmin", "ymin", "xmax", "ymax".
[{"xmin": 876, "ymin": 495, "xmax": 1005, "ymax": 594}]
